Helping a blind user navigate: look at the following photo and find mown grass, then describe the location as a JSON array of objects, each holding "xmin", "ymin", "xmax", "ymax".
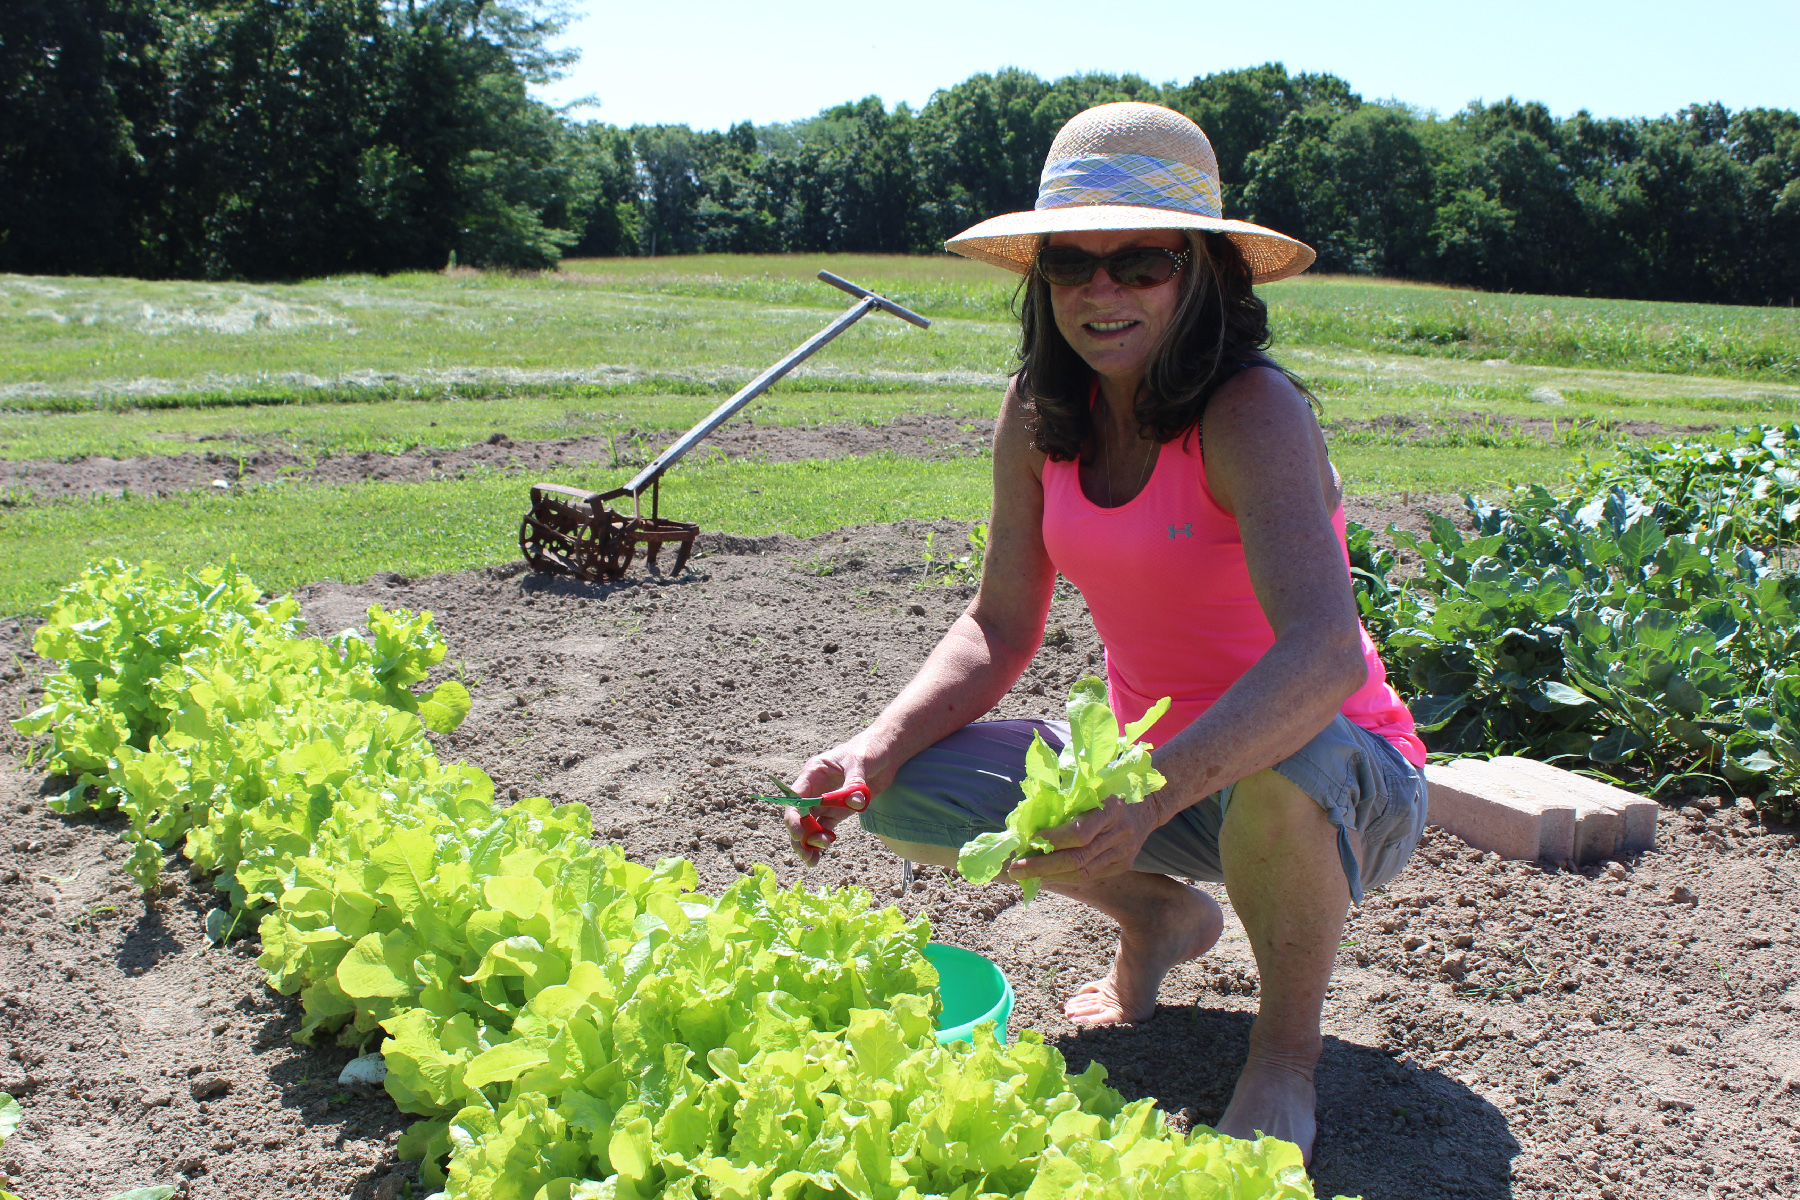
[
  {"xmin": 0, "ymin": 390, "xmax": 997, "ymax": 462},
  {"xmin": 5, "ymin": 365, "xmax": 1786, "ymax": 470},
  {"xmin": 0, "ymin": 453, "xmax": 997, "ymax": 613},
  {"xmin": 3, "ymin": 259, "xmax": 1797, "ymax": 418},
  {"xmin": 568, "ymin": 261, "xmax": 1800, "ymax": 382},
  {"xmin": 1, "ymin": 433, "xmax": 1588, "ymax": 614},
  {"xmin": 560, "ymin": 259, "xmax": 1800, "ymax": 382},
  {"xmin": 1268, "ymin": 276, "xmax": 1800, "ymax": 381},
  {"xmin": 0, "ymin": 269, "xmax": 1008, "ymax": 412}
]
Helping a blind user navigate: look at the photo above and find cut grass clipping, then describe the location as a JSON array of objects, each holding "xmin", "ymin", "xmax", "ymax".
[{"xmin": 12, "ymin": 559, "xmax": 1352, "ymax": 1200}]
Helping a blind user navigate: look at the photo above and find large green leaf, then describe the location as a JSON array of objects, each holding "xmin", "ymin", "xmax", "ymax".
[
  {"xmin": 1408, "ymin": 694, "xmax": 1469, "ymax": 732},
  {"xmin": 1614, "ymin": 514, "xmax": 1666, "ymax": 568},
  {"xmin": 337, "ymin": 933, "xmax": 416, "ymax": 1000},
  {"xmin": 1536, "ymin": 681, "xmax": 1595, "ymax": 709},
  {"xmin": 957, "ymin": 830, "xmax": 1022, "ymax": 887},
  {"xmin": 1589, "ymin": 726, "xmax": 1648, "ymax": 763},
  {"xmin": 417, "ymin": 680, "xmax": 472, "ymax": 733}
]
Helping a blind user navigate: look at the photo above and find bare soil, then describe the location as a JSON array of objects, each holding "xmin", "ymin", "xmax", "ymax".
[
  {"xmin": 1, "ymin": 506, "xmax": 1796, "ymax": 1200},
  {"xmin": 0, "ymin": 414, "xmax": 993, "ymax": 501}
]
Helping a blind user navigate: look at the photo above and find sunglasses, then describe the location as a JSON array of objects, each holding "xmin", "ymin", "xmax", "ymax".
[{"xmin": 1035, "ymin": 245, "xmax": 1192, "ymax": 288}]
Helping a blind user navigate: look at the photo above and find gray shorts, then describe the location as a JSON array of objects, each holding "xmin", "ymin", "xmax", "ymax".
[{"xmin": 857, "ymin": 714, "xmax": 1429, "ymax": 904}]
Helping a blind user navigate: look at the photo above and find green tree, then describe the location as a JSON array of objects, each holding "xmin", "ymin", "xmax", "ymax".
[
  {"xmin": 1163, "ymin": 62, "xmax": 1359, "ymax": 211},
  {"xmin": 1243, "ymin": 103, "xmax": 1435, "ymax": 275},
  {"xmin": 1426, "ymin": 100, "xmax": 1588, "ymax": 294},
  {"xmin": 0, "ymin": 0, "xmax": 166, "ymax": 274},
  {"xmin": 910, "ymin": 69, "xmax": 1055, "ymax": 251}
]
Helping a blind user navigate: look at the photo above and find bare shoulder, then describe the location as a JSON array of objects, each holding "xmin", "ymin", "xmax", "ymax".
[
  {"xmin": 1203, "ymin": 363, "xmax": 1317, "ymax": 444},
  {"xmin": 994, "ymin": 374, "xmax": 1046, "ymax": 481},
  {"xmin": 1201, "ymin": 364, "xmax": 1335, "ymax": 516}
]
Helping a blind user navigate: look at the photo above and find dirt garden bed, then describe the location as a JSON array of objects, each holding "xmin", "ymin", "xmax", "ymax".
[{"xmin": 0, "ymin": 508, "xmax": 1796, "ymax": 1200}]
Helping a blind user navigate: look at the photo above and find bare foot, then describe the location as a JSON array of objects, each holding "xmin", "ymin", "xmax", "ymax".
[
  {"xmin": 1216, "ymin": 1036, "xmax": 1322, "ymax": 1164},
  {"xmin": 1061, "ymin": 881, "xmax": 1223, "ymax": 1025}
]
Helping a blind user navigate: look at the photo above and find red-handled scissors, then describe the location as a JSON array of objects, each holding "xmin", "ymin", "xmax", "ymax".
[{"xmin": 754, "ymin": 775, "xmax": 872, "ymax": 849}]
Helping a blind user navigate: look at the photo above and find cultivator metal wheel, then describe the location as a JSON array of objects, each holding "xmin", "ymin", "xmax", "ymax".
[{"xmin": 518, "ymin": 483, "xmax": 697, "ymax": 583}]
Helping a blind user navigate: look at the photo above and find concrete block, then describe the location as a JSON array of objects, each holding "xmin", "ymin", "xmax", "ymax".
[
  {"xmin": 1454, "ymin": 758, "xmax": 1623, "ymax": 864},
  {"xmin": 1423, "ymin": 761, "xmax": 1576, "ymax": 862},
  {"xmin": 1488, "ymin": 756, "xmax": 1659, "ymax": 855},
  {"xmin": 1423, "ymin": 757, "xmax": 1660, "ymax": 866}
]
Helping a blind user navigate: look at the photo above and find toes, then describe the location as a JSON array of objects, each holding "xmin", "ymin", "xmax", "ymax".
[
  {"xmin": 1064, "ymin": 983, "xmax": 1126, "ymax": 1025},
  {"xmin": 1064, "ymin": 1003, "xmax": 1124, "ymax": 1025}
]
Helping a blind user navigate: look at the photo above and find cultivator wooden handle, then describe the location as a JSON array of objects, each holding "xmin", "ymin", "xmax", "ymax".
[{"xmin": 519, "ymin": 272, "xmax": 929, "ymax": 584}]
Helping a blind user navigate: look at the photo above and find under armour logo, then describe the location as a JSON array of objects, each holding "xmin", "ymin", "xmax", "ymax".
[{"xmin": 1167, "ymin": 523, "xmax": 1193, "ymax": 539}]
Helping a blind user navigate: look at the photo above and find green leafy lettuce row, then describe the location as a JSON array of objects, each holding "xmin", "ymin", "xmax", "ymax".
[
  {"xmin": 959, "ymin": 680, "xmax": 1170, "ymax": 902},
  {"xmin": 436, "ymin": 1003, "xmax": 1320, "ymax": 1200},
  {"xmin": 13, "ymin": 561, "xmax": 1353, "ymax": 1200},
  {"xmin": 1350, "ymin": 424, "xmax": 1800, "ymax": 819},
  {"xmin": 16, "ymin": 559, "xmax": 469, "ymax": 822}
]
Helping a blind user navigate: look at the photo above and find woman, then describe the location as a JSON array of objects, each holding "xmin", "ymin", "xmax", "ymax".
[{"xmin": 781, "ymin": 102, "xmax": 1428, "ymax": 1159}]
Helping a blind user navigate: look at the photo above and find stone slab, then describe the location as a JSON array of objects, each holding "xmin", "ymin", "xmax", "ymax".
[
  {"xmin": 1424, "ymin": 757, "xmax": 1660, "ymax": 865},
  {"xmin": 1453, "ymin": 758, "xmax": 1623, "ymax": 864},
  {"xmin": 1487, "ymin": 755, "xmax": 1659, "ymax": 854},
  {"xmin": 1423, "ymin": 762, "xmax": 1576, "ymax": 862}
]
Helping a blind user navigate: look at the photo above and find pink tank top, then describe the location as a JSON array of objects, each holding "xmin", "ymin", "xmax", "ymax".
[{"xmin": 1041, "ymin": 428, "xmax": 1426, "ymax": 766}]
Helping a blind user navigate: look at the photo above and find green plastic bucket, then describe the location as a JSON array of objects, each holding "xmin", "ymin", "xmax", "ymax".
[{"xmin": 925, "ymin": 942, "xmax": 1013, "ymax": 1044}]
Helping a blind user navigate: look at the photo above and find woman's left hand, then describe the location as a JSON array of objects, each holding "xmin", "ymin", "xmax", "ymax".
[{"xmin": 1006, "ymin": 795, "xmax": 1162, "ymax": 885}]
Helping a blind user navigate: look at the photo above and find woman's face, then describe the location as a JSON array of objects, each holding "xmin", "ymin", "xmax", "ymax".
[{"xmin": 1045, "ymin": 228, "xmax": 1190, "ymax": 389}]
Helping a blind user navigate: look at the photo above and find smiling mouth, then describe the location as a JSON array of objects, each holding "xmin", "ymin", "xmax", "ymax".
[{"xmin": 1084, "ymin": 319, "xmax": 1138, "ymax": 334}]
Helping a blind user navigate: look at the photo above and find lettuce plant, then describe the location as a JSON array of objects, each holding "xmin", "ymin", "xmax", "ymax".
[
  {"xmin": 13, "ymin": 563, "xmax": 1352, "ymax": 1200},
  {"xmin": 958, "ymin": 679, "xmax": 1170, "ymax": 901}
]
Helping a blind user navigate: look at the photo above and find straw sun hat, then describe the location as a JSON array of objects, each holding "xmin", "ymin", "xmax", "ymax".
[{"xmin": 944, "ymin": 101, "xmax": 1315, "ymax": 285}]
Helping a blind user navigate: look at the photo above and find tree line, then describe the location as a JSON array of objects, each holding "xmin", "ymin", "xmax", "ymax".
[{"xmin": 3, "ymin": 2, "xmax": 1797, "ymax": 304}]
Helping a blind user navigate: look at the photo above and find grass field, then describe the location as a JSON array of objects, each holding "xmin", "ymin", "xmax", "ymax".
[
  {"xmin": 0, "ymin": 454, "xmax": 997, "ymax": 612},
  {"xmin": 3, "ymin": 255, "xmax": 1798, "ymax": 612}
]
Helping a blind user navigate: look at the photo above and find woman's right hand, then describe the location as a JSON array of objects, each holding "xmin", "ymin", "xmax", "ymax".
[{"xmin": 783, "ymin": 742, "xmax": 884, "ymax": 865}]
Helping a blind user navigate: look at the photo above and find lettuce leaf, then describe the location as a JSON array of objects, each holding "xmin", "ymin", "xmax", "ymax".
[{"xmin": 958, "ymin": 678, "xmax": 1171, "ymax": 900}]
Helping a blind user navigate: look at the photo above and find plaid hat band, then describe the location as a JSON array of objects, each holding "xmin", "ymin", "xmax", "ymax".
[{"xmin": 1036, "ymin": 153, "xmax": 1224, "ymax": 219}]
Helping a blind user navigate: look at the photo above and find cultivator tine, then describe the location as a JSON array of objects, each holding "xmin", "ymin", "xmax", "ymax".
[
  {"xmin": 518, "ymin": 483, "xmax": 697, "ymax": 584},
  {"xmin": 518, "ymin": 272, "xmax": 928, "ymax": 583}
]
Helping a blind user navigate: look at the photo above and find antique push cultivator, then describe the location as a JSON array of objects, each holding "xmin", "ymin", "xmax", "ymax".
[{"xmin": 518, "ymin": 271, "xmax": 930, "ymax": 583}]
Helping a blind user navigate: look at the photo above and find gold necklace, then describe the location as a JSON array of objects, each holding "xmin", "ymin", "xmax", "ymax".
[{"xmin": 1103, "ymin": 421, "xmax": 1157, "ymax": 508}]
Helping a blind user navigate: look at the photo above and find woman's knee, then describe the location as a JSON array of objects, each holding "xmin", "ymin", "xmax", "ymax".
[{"xmin": 1224, "ymin": 770, "xmax": 1333, "ymax": 837}]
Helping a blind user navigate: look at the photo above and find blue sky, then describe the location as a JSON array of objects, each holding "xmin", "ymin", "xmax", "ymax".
[{"xmin": 538, "ymin": 0, "xmax": 1800, "ymax": 130}]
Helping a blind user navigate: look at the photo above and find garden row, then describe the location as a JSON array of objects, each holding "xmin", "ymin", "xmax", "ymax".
[
  {"xmin": 8, "ymin": 563, "xmax": 1331, "ymax": 1200},
  {"xmin": 1353, "ymin": 422, "xmax": 1800, "ymax": 819}
]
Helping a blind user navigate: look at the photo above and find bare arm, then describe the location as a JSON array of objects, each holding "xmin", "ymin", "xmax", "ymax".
[
  {"xmin": 785, "ymin": 379, "xmax": 1057, "ymax": 856},
  {"xmin": 1145, "ymin": 366, "xmax": 1368, "ymax": 820},
  {"xmin": 1017, "ymin": 366, "xmax": 1369, "ymax": 882}
]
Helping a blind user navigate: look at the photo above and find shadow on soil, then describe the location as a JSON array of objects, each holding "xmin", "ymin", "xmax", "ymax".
[{"xmin": 1054, "ymin": 1007, "xmax": 1520, "ymax": 1200}]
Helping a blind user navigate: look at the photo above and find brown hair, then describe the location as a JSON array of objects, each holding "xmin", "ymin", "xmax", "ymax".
[{"xmin": 1014, "ymin": 230, "xmax": 1310, "ymax": 461}]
